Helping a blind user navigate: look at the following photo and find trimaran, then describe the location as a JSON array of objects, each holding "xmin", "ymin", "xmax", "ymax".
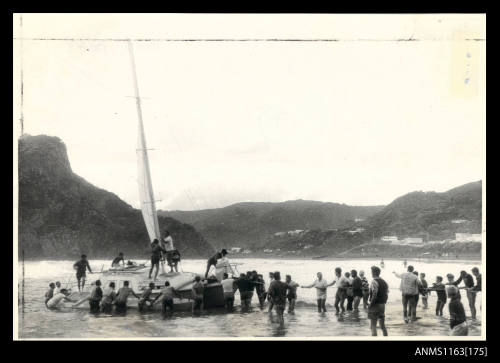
[{"xmin": 67, "ymin": 40, "xmax": 226, "ymax": 310}]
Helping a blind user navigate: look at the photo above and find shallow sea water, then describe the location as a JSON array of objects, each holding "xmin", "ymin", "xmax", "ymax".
[{"xmin": 16, "ymin": 258, "xmax": 482, "ymax": 339}]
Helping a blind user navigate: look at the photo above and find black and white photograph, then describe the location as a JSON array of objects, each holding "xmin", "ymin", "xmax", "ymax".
[{"xmin": 13, "ymin": 13, "xmax": 485, "ymax": 340}]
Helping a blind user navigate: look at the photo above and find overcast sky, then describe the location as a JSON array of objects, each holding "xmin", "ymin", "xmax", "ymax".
[{"xmin": 13, "ymin": 14, "xmax": 485, "ymax": 211}]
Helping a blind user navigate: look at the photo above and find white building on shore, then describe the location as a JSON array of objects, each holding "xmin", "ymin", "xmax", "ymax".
[
  {"xmin": 381, "ymin": 236, "xmax": 398, "ymax": 243},
  {"xmin": 455, "ymin": 233, "xmax": 482, "ymax": 242}
]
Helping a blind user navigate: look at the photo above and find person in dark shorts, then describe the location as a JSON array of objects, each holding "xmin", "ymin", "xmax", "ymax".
[
  {"xmin": 191, "ymin": 275, "xmax": 205, "ymax": 312},
  {"xmin": 345, "ymin": 271, "xmax": 354, "ymax": 311},
  {"xmin": 153, "ymin": 281, "xmax": 175, "ymax": 314},
  {"xmin": 285, "ymin": 274, "xmax": 299, "ymax": 313},
  {"xmin": 89, "ymin": 280, "xmax": 103, "ymax": 313},
  {"xmin": 368, "ymin": 266, "xmax": 389, "ymax": 336},
  {"xmin": 73, "ymin": 255, "xmax": 92, "ymax": 292},
  {"xmin": 427, "ymin": 276, "xmax": 446, "ymax": 316},
  {"xmin": 420, "ymin": 273, "xmax": 429, "ymax": 309},
  {"xmin": 359, "ymin": 270, "xmax": 370, "ymax": 309},
  {"xmin": 267, "ymin": 272, "xmax": 275, "ymax": 312},
  {"xmin": 236, "ymin": 273, "xmax": 256, "ymax": 308},
  {"xmin": 333, "ymin": 267, "xmax": 348, "ymax": 314},
  {"xmin": 114, "ymin": 281, "xmax": 140, "ymax": 313},
  {"xmin": 393, "ymin": 265, "xmax": 419, "ymax": 323},
  {"xmin": 469, "ymin": 267, "xmax": 481, "ymax": 319},
  {"xmin": 170, "ymin": 249, "xmax": 181, "ymax": 273},
  {"xmin": 268, "ymin": 271, "xmax": 288, "ymax": 326},
  {"xmin": 45, "ymin": 283, "xmax": 55, "ymax": 307},
  {"xmin": 100, "ymin": 282, "xmax": 116, "ymax": 313},
  {"xmin": 205, "ymin": 250, "xmax": 227, "ymax": 278},
  {"xmin": 447, "ymin": 285, "xmax": 468, "ymax": 335},
  {"xmin": 138, "ymin": 282, "xmax": 156, "ymax": 312},
  {"xmin": 458, "ymin": 270, "xmax": 476, "ymax": 319},
  {"xmin": 111, "ymin": 252, "xmax": 125, "ymax": 267},
  {"xmin": 351, "ymin": 270, "xmax": 363, "ymax": 311},
  {"xmin": 163, "ymin": 230, "xmax": 176, "ymax": 272},
  {"xmin": 149, "ymin": 239, "xmax": 166, "ymax": 281},
  {"xmin": 255, "ymin": 274, "xmax": 267, "ymax": 308}
]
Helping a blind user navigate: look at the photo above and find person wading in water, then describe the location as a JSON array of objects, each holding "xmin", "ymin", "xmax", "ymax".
[{"xmin": 368, "ymin": 266, "xmax": 389, "ymax": 336}]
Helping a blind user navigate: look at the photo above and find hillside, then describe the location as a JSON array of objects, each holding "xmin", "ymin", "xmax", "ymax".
[
  {"xmin": 160, "ymin": 200, "xmax": 383, "ymax": 249},
  {"xmin": 258, "ymin": 181, "xmax": 482, "ymax": 257},
  {"xmin": 365, "ymin": 181, "xmax": 482, "ymax": 240},
  {"xmin": 18, "ymin": 135, "xmax": 215, "ymax": 259}
]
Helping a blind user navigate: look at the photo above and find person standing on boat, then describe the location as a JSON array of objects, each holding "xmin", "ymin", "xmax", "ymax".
[
  {"xmin": 205, "ymin": 249, "xmax": 227, "ymax": 278},
  {"xmin": 191, "ymin": 275, "xmax": 205, "ymax": 312},
  {"xmin": 163, "ymin": 230, "xmax": 176, "ymax": 273},
  {"xmin": 73, "ymin": 254, "xmax": 93, "ymax": 292},
  {"xmin": 149, "ymin": 239, "xmax": 166, "ymax": 281},
  {"xmin": 100, "ymin": 282, "xmax": 116, "ymax": 313},
  {"xmin": 111, "ymin": 252, "xmax": 125, "ymax": 268},
  {"xmin": 215, "ymin": 253, "xmax": 235, "ymax": 281},
  {"xmin": 89, "ymin": 280, "xmax": 103, "ymax": 313}
]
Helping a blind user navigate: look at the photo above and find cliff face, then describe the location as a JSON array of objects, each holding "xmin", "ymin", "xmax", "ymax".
[{"xmin": 18, "ymin": 135, "xmax": 214, "ymax": 259}]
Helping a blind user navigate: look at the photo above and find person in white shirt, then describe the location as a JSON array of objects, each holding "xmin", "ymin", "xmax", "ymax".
[
  {"xmin": 215, "ymin": 255, "xmax": 235, "ymax": 282},
  {"xmin": 221, "ymin": 273, "xmax": 237, "ymax": 310},
  {"xmin": 54, "ymin": 281, "xmax": 62, "ymax": 295},
  {"xmin": 46, "ymin": 289, "xmax": 75, "ymax": 309},
  {"xmin": 301, "ymin": 272, "xmax": 336, "ymax": 313},
  {"xmin": 163, "ymin": 230, "xmax": 176, "ymax": 272},
  {"xmin": 333, "ymin": 267, "xmax": 349, "ymax": 315},
  {"xmin": 393, "ymin": 265, "xmax": 419, "ymax": 323}
]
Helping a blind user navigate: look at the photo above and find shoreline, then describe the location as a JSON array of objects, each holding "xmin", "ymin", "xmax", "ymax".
[{"xmin": 18, "ymin": 255, "xmax": 482, "ymax": 263}]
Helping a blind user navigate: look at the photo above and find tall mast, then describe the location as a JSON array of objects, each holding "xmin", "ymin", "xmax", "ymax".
[{"xmin": 127, "ymin": 40, "xmax": 162, "ymax": 243}]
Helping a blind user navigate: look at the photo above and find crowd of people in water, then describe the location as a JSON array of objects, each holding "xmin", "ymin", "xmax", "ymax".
[
  {"xmin": 44, "ymin": 259, "xmax": 482, "ymax": 336},
  {"xmin": 43, "ymin": 245, "xmax": 482, "ymax": 337}
]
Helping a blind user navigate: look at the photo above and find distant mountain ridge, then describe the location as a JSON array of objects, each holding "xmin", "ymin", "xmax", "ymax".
[
  {"xmin": 366, "ymin": 180, "xmax": 482, "ymax": 240},
  {"xmin": 18, "ymin": 135, "xmax": 214, "ymax": 259},
  {"xmin": 160, "ymin": 200, "xmax": 384, "ymax": 249},
  {"xmin": 161, "ymin": 181, "xmax": 482, "ymax": 255}
]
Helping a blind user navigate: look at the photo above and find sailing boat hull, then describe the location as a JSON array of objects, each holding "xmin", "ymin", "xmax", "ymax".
[{"xmin": 66, "ymin": 268, "xmax": 226, "ymax": 311}]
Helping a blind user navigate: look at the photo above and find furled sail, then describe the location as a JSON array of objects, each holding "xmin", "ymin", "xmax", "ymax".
[{"xmin": 128, "ymin": 40, "xmax": 161, "ymax": 244}]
